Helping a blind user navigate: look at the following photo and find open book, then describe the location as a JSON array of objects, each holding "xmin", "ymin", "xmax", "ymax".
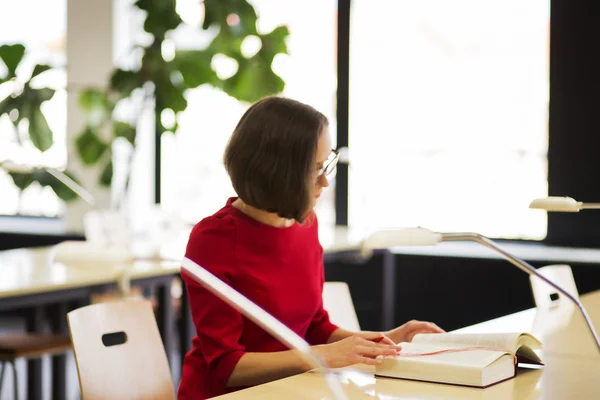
[{"xmin": 375, "ymin": 332, "xmax": 542, "ymax": 388}]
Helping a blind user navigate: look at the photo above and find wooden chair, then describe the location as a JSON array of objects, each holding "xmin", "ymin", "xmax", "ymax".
[
  {"xmin": 527, "ymin": 264, "xmax": 599, "ymax": 355},
  {"xmin": 530, "ymin": 264, "xmax": 579, "ymax": 309},
  {"xmin": 0, "ymin": 333, "xmax": 71, "ymax": 399},
  {"xmin": 67, "ymin": 299, "xmax": 174, "ymax": 400},
  {"xmin": 323, "ymin": 282, "xmax": 361, "ymax": 332}
]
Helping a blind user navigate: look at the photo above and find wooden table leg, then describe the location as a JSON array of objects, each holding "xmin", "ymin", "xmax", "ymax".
[
  {"xmin": 25, "ymin": 306, "xmax": 44, "ymax": 400},
  {"xmin": 178, "ymin": 279, "xmax": 194, "ymax": 368},
  {"xmin": 50, "ymin": 302, "xmax": 68, "ymax": 400},
  {"xmin": 156, "ymin": 279, "xmax": 174, "ymax": 369}
]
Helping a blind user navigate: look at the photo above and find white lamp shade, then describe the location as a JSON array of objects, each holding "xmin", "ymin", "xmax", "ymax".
[
  {"xmin": 361, "ymin": 228, "xmax": 442, "ymax": 255},
  {"xmin": 529, "ymin": 197, "xmax": 581, "ymax": 212}
]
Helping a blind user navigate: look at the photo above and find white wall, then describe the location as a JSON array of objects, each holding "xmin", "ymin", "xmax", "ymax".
[{"xmin": 65, "ymin": 0, "xmax": 114, "ymax": 232}]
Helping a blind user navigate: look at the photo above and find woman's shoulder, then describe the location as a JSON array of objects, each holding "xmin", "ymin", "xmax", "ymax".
[
  {"xmin": 305, "ymin": 211, "xmax": 319, "ymax": 227},
  {"xmin": 185, "ymin": 199, "xmax": 240, "ymax": 261},
  {"xmin": 189, "ymin": 206, "xmax": 237, "ymax": 245},
  {"xmin": 183, "ymin": 214, "xmax": 238, "ymax": 283},
  {"xmin": 298, "ymin": 211, "xmax": 319, "ymax": 234}
]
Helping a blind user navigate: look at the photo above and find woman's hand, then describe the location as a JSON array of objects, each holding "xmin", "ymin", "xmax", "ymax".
[
  {"xmin": 386, "ymin": 320, "xmax": 445, "ymax": 344},
  {"xmin": 313, "ymin": 333, "xmax": 401, "ymax": 368},
  {"xmin": 351, "ymin": 331, "xmax": 397, "ymax": 346}
]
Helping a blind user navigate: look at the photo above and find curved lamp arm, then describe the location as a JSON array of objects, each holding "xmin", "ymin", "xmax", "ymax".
[
  {"xmin": 1, "ymin": 160, "xmax": 96, "ymax": 206},
  {"xmin": 441, "ymin": 232, "xmax": 600, "ymax": 353},
  {"xmin": 180, "ymin": 257, "xmax": 349, "ymax": 400},
  {"xmin": 360, "ymin": 227, "xmax": 600, "ymax": 354}
]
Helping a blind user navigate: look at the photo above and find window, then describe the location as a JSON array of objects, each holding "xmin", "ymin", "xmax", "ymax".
[
  {"xmin": 160, "ymin": 0, "xmax": 337, "ymax": 225},
  {"xmin": 0, "ymin": 0, "xmax": 67, "ymax": 217},
  {"xmin": 348, "ymin": 0, "xmax": 549, "ymax": 239}
]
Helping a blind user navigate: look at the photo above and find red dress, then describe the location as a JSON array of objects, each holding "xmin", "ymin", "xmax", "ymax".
[{"xmin": 178, "ymin": 198, "xmax": 338, "ymax": 399}]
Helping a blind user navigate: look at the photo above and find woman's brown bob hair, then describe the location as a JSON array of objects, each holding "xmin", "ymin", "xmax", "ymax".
[{"xmin": 224, "ymin": 96, "xmax": 328, "ymax": 222}]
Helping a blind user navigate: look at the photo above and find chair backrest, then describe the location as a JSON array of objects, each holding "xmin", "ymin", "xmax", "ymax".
[
  {"xmin": 530, "ymin": 264, "xmax": 579, "ymax": 309},
  {"xmin": 323, "ymin": 282, "xmax": 361, "ymax": 332},
  {"xmin": 67, "ymin": 299, "xmax": 174, "ymax": 400},
  {"xmin": 529, "ymin": 265, "xmax": 596, "ymax": 356}
]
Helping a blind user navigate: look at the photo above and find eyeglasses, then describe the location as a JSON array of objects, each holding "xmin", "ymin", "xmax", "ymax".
[{"xmin": 317, "ymin": 149, "xmax": 340, "ymax": 179}]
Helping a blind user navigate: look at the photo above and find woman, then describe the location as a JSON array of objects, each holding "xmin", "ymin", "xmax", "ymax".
[{"xmin": 178, "ymin": 96, "xmax": 443, "ymax": 399}]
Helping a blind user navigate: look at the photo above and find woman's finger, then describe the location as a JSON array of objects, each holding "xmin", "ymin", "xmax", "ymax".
[
  {"xmin": 350, "ymin": 353, "xmax": 383, "ymax": 366},
  {"xmin": 409, "ymin": 321, "xmax": 438, "ymax": 330},
  {"xmin": 413, "ymin": 321, "xmax": 444, "ymax": 333},
  {"xmin": 358, "ymin": 337, "xmax": 401, "ymax": 350},
  {"xmin": 406, "ymin": 329, "xmax": 441, "ymax": 342},
  {"xmin": 404, "ymin": 322, "xmax": 445, "ymax": 341},
  {"xmin": 356, "ymin": 345, "xmax": 399, "ymax": 358},
  {"xmin": 372, "ymin": 335, "xmax": 396, "ymax": 346},
  {"xmin": 359, "ymin": 332, "xmax": 387, "ymax": 341}
]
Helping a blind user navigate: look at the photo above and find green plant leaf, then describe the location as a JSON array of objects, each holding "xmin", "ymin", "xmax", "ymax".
[
  {"xmin": 221, "ymin": 25, "xmax": 289, "ymax": 102},
  {"xmin": 28, "ymin": 108, "xmax": 53, "ymax": 151},
  {"xmin": 99, "ymin": 159, "xmax": 113, "ymax": 186},
  {"xmin": 79, "ymin": 88, "xmax": 109, "ymax": 110},
  {"xmin": 34, "ymin": 87, "xmax": 56, "ymax": 103},
  {"xmin": 79, "ymin": 88, "xmax": 111, "ymax": 127},
  {"xmin": 135, "ymin": 0, "xmax": 182, "ymax": 39},
  {"xmin": 114, "ymin": 121, "xmax": 136, "ymax": 145},
  {"xmin": 141, "ymin": 46, "xmax": 168, "ymax": 78},
  {"xmin": 0, "ymin": 94, "xmax": 17, "ymax": 115},
  {"xmin": 139, "ymin": 47, "xmax": 187, "ymax": 130},
  {"xmin": 75, "ymin": 127, "xmax": 109, "ymax": 165},
  {"xmin": 173, "ymin": 50, "xmax": 218, "ymax": 89},
  {"xmin": 203, "ymin": 0, "xmax": 258, "ymax": 36},
  {"xmin": 8, "ymin": 171, "xmax": 36, "ymax": 191},
  {"xmin": 222, "ymin": 59, "xmax": 284, "ymax": 102},
  {"xmin": 0, "ymin": 44, "xmax": 26, "ymax": 78},
  {"xmin": 154, "ymin": 74, "xmax": 187, "ymax": 114},
  {"xmin": 13, "ymin": 86, "xmax": 56, "ymax": 151},
  {"xmin": 110, "ymin": 68, "xmax": 143, "ymax": 99},
  {"xmin": 31, "ymin": 64, "xmax": 52, "ymax": 79},
  {"xmin": 202, "ymin": 0, "xmax": 260, "ymax": 60},
  {"xmin": 258, "ymin": 26, "xmax": 289, "ymax": 60}
]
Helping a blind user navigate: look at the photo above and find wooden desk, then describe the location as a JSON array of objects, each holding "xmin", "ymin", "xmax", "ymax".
[
  {"xmin": 0, "ymin": 247, "xmax": 181, "ymax": 297},
  {"xmin": 213, "ymin": 291, "xmax": 600, "ymax": 399},
  {"xmin": 0, "ymin": 247, "xmax": 183, "ymax": 400}
]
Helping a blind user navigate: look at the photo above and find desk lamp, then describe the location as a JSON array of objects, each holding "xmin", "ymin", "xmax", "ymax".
[
  {"xmin": 181, "ymin": 257, "xmax": 349, "ymax": 400},
  {"xmin": 1, "ymin": 160, "xmax": 134, "ymax": 264},
  {"xmin": 1, "ymin": 160, "xmax": 96, "ymax": 206},
  {"xmin": 360, "ymin": 227, "xmax": 600, "ymax": 354},
  {"xmin": 529, "ymin": 196, "xmax": 600, "ymax": 212}
]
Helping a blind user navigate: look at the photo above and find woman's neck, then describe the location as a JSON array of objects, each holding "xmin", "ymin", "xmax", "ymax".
[{"xmin": 232, "ymin": 198, "xmax": 295, "ymax": 228}]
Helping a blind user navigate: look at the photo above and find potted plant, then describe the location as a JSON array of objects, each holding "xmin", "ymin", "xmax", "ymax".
[
  {"xmin": 74, "ymin": 0, "xmax": 289, "ymax": 201},
  {"xmin": 0, "ymin": 44, "xmax": 78, "ymax": 206},
  {"xmin": 0, "ymin": 0, "xmax": 288, "ymax": 213}
]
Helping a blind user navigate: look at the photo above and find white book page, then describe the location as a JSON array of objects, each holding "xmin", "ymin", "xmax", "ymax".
[
  {"xmin": 389, "ymin": 342, "xmax": 510, "ymax": 368},
  {"xmin": 411, "ymin": 333, "xmax": 521, "ymax": 353}
]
